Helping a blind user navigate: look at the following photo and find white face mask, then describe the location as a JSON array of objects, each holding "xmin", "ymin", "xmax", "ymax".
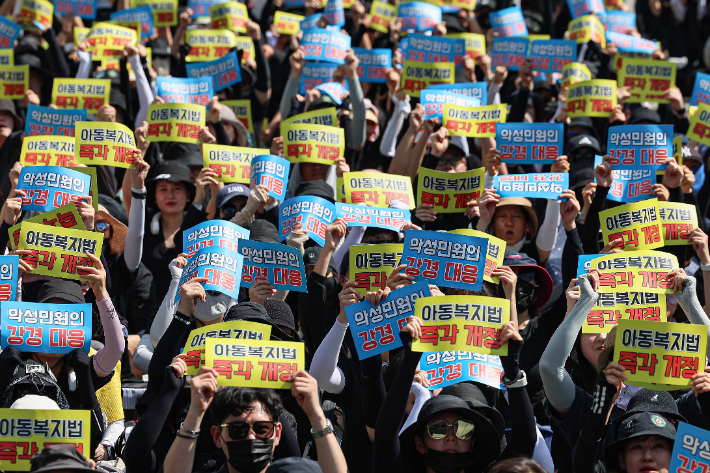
[{"xmin": 193, "ymin": 292, "xmax": 232, "ymax": 321}]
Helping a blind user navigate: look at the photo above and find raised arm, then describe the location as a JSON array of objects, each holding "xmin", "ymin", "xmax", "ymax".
[{"xmin": 124, "ymin": 156, "xmax": 149, "ymax": 272}]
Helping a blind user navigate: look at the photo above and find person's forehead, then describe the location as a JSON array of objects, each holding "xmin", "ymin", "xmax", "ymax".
[
  {"xmin": 226, "ymin": 402, "xmax": 272, "ymax": 422},
  {"xmin": 434, "ymin": 411, "xmax": 465, "ymax": 423},
  {"xmin": 226, "ymin": 195, "xmax": 248, "ymax": 206},
  {"xmin": 496, "ymin": 206, "xmax": 525, "ymax": 216}
]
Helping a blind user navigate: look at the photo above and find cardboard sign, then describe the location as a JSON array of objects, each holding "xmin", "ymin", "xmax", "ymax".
[
  {"xmin": 20, "ymin": 136, "xmax": 75, "ymax": 167},
  {"xmin": 183, "ymin": 321, "xmax": 272, "ymax": 376},
  {"xmin": 52, "ymin": 79, "xmax": 110, "ymax": 114},
  {"xmin": 17, "ymin": 223, "xmax": 103, "ymax": 281},
  {"xmin": 25, "ymin": 105, "xmax": 85, "ymax": 137},
  {"xmin": 403, "ymin": 33, "xmax": 462, "ymax": 65},
  {"xmin": 300, "ymin": 28, "xmax": 350, "ymax": 65},
  {"xmin": 343, "ymin": 172, "xmax": 416, "ymax": 209},
  {"xmin": 210, "ymin": 1, "xmax": 247, "ymax": 32},
  {"xmin": 411, "ymin": 295, "xmax": 510, "ymax": 355},
  {"xmin": 562, "ymin": 62, "xmax": 592, "ymax": 88},
  {"xmin": 605, "ymin": 166, "xmax": 657, "ymax": 203},
  {"xmin": 496, "ymin": 123, "xmax": 564, "ymax": 164},
  {"xmin": 566, "ymin": 79, "xmax": 617, "ymax": 118},
  {"xmin": 238, "ymin": 240, "xmax": 306, "ymax": 292},
  {"xmin": 132, "ymin": 0, "xmax": 178, "ymax": 26},
  {"xmin": 175, "ymin": 246, "xmax": 244, "ymax": 301},
  {"xmin": 75, "ymin": 121, "xmax": 138, "ymax": 168},
  {"xmin": 353, "ymin": 47, "xmax": 392, "ymax": 83},
  {"xmin": 491, "ymin": 37, "xmax": 528, "ymax": 71},
  {"xmin": 282, "ymin": 122, "xmax": 344, "ymax": 164},
  {"xmin": 447, "ymin": 33, "xmax": 486, "ymax": 60},
  {"xmin": 449, "ymin": 229, "xmax": 506, "ymax": 284},
  {"xmin": 282, "ymin": 108, "xmax": 338, "ymax": 128},
  {"xmin": 299, "ymin": 13, "xmax": 322, "ymax": 31},
  {"xmin": 221, "ymin": 99, "xmax": 253, "ymax": 133},
  {"xmin": 494, "ymin": 173, "xmax": 569, "ymax": 200},
  {"xmin": 16, "ymin": 167, "xmax": 90, "ymax": 212},
  {"xmin": 1, "ymin": 301, "xmax": 91, "ymax": 354},
  {"xmin": 584, "ymin": 291, "xmax": 665, "ymax": 333},
  {"xmin": 528, "ymin": 39, "xmax": 577, "ymax": 73},
  {"xmin": 187, "ymin": 0, "xmax": 222, "ymax": 17},
  {"xmin": 429, "ymin": 82, "xmax": 487, "ymax": 104},
  {"xmin": 658, "ymin": 202, "xmax": 697, "ymax": 246},
  {"xmin": 18, "ymin": 0, "xmax": 53, "ymax": 30},
  {"xmin": 86, "ymin": 22, "xmax": 137, "ymax": 51},
  {"xmin": 156, "ymin": 76, "xmax": 213, "ymax": 107},
  {"xmin": 607, "ymin": 124, "xmax": 672, "ymax": 169},
  {"xmin": 443, "ymin": 103, "xmax": 506, "ymax": 138},
  {"xmin": 0, "ymin": 408, "xmax": 91, "ymax": 470},
  {"xmin": 346, "ymin": 281, "xmax": 430, "ymax": 359},
  {"xmin": 606, "ymin": 31, "xmax": 656, "ymax": 54},
  {"xmin": 250, "ymin": 155, "xmax": 290, "ymax": 201},
  {"xmin": 185, "ymin": 29, "xmax": 236, "ymax": 62},
  {"xmin": 0, "ymin": 65, "xmax": 28, "ymax": 99},
  {"xmin": 274, "ymin": 11, "xmax": 303, "ymax": 35},
  {"xmin": 489, "ymin": 6, "xmax": 528, "ymax": 36},
  {"xmin": 669, "ymin": 423, "xmax": 710, "ymax": 473},
  {"xmin": 618, "ymin": 58, "xmax": 676, "ymax": 103},
  {"xmin": 0, "ymin": 16, "xmax": 21, "ymax": 48},
  {"xmin": 568, "ymin": 15, "xmax": 606, "ymax": 46},
  {"xmin": 0, "ymin": 49, "xmax": 12, "ymax": 66},
  {"xmin": 400, "ymin": 60, "xmax": 455, "ymax": 97},
  {"xmin": 417, "ymin": 167, "xmax": 484, "ymax": 213},
  {"xmin": 601, "ymin": 10, "xmax": 635, "ymax": 34},
  {"xmin": 580, "ymin": 249, "xmax": 677, "ymax": 281},
  {"xmin": 324, "ymin": 0, "xmax": 345, "ymax": 26},
  {"xmin": 687, "ymin": 102, "xmax": 710, "ymax": 147},
  {"xmin": 369, "ymin": 0, "xmax": 396, "ymax": 33},
  {"xmin": 349, "ymin": 243, "xmax": 403, "ymax": 294},
  {"xmin": 421, "ymin": 89, "xmax": 480, "ymax": 120},
  {"xmin": 205, "ymin": 338, "xmax": 305, "ymax": 388},
  {"xmin": 186, "ymin": 50, "xmax": 241, "ymax": 92},
  {"xmin": 279, "ymin": 196, "xmax": 336, "ymax": 246},
  {"xmin": 614, "ymin": 319, "xmax": 707, "ymax": 389},
  {"xmin": 183, "ymin": 220, "xmax": 249, "ymax": 258},
  {"xmin": 299, "ymin": 63, "xmax": 345, "ymax": 94},
  {"xmin": 203, "ymin": 144, "xmax": 269, "ymax": 184},
  {"xmin": 335, "ymin": 203, "xmax": 410, "ymax": 232},
  {"xmin": 110, "ymin": 6, "xmax": 154, "ymax": 37},
  {"xmin": 146, "ymin": 103, "xmax": 205, "ymax": 144},
  {"xmin": 401, "ymin": 230, "xmax": 487, "ymax": 291},
  {"xmin": 397, "ymin": 1, "xmax": 441, "ymax": 31},
  {"xmin": 9, "ymin": 203, "xmax": 86, "ymax": 250},
  {"xmin": 600, "ymin": 198, "xmax": 664, "ymax": 251},
  {"xmin": 566, "ymin": 0, "xmax": 605, "ymax": 18},
  {"xmin": 690, "ymin": 72, "xmax": 710, "ymax": 107},
  {"xmin": 0, "ymin": 256, "xmax": 18, "ymax": 302},
  {"xmin": 421, "ymin": 351, "xmax": 505, "ymax": 390}
]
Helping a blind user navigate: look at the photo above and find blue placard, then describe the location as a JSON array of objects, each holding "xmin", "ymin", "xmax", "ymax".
[
  {"xmin": 25, "ymin": 105, "xmax": 86, "ymax": 137},
  {"xmin": 238, "ymin": 240, "xmax": 307, "ymax": 292},
  {"xmin": 187, "ymin": 0, "xmax": 223, "ymax": 17},
  {"xmin": 300, "ymin": 13, "xmax": 322, "ymax": 30},
  {"xmin": 324, "ymin": 0, "xmax": 345, "ymax": 26},
  {"xmin": 496, "ymin": 123, "xmax": 564, "ymax": 165},
  {"xmin": 183, "ymin": 220, "xmax": 250, "ymax": 258},
  {"xmin": 345, "ymin": 281, "xmax": 430, "ymax": 360},
  {"xmin": 335, "ymin": 203, "xmax": 411, "ymax": 232},
  {"xmin": 421, "ymin": 89, "xmax": 481, "ymax": 120},
  {"xmin": 421, "ymin": 351, "xmax": 506, "ymax": 390},
  {"xmin": 0, "ymin": 16, "xmax": 21, "ymax": 48},
  {"xmin": 491, "ymin": 37, "xmax": 529, "ymax": 71},
  {"xmin": 315, "ymin": 82, "xmax": 347, "ymax": 105},
  {"xmin": 110, "ymin": 7, "xmax": 153, "ymax": 37},
  {"xmin": 156, "ymin": 76, "xmax": 214, "ymax": 107},
  {"xmin": 601, "ymin": 11, "xmax": 636, "ymax": 34},
  {"xmin": 250, "ymin": 155, "xmax": 291, "ymax": 201},
  {"xmin": 576, "ymin": 254, "xmax": 599, "ymax": 278},
  {"xmin": 401, "ymin": 230, "xmax": 487, "ymax": 291},
  {"xmin": 606, "ymin": 124, "xmax": 672, "ymax": 169},
  {"xmin": 690, "ymin": 72, "xmax": 710, "ymax": 106},
  {"xmin": 429, "ymin": 83, "xmax": 487, "ymax": 105},
  {"xmin": 299, "ymin": 63, "xmax": 346, "ymax": 94},
  {"xmin": 669, "ymin": 422, "xmax": 710, "ymax": 473},
  {"xmin": 605, "ymin": 32, "xmax": 657, "ymax": 54},
  {"xmin": 397, "ymin": 2, "xmax": 441, "ymax": 32},
  {"xmin": 185, "ymin": 51, "xmax": 241, "ymax": 92},
  {"xmin": 283, "ymin": 0, "xmax": 305, "ymax": 6},
  {"xmin": 403, "ymin": 33, "xmax": 461, "ymax": 64},
  {"xmin": 489, "ymin": 6, "xmax": 528, "ymax": 37},
  {"xmin": 528, "ymin": 39, "xmax": 577, "ymax": 73},
  {"xmin": 0, "ymin": 255, "xmax": 19, "ymax": 303},
  {"xmin": 175, "ymin": 246, "xmax": 244, "ymax": 302},
  {"xmin": 494, "ymin": 173, "xmax": 570, "ymax": 200},
  {"xmin": 594, "ymin": 155, "xmax": 656, "ymax": 203},
  {"xmin": 301, "ymin": 28, "xmax": 351, "ymax": 65},
  {"xmin": 566, "ymin": 0, "xmax": 605, "ymax": 19},
  {"xmin": 279, "ymin": 196, "xmax": 337, "ymax": 247},
  {"xmin": 353, "ymin": 48, "xmax": 391, "ymax": 84},
  {"xmin": 16, "ymin": 166, "xmax": 92, "ymax": 212},
  {"xmin": 55, "ymin": 0, "xmax": 97, "ymax": 19},
  {"xmin": 1, "ymin": 301, "xmax": 92, "ymax": 354}
]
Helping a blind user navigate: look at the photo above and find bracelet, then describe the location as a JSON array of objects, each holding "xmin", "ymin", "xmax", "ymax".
[
  {"xmin": 180, "ymin": 422, "xmax": 200, "ymax": 436},
  {"xmin": 701, "ymin": 263, "xmax": 710, "ymax": 272},
  {"xmin": 502, "ymin": 370, "xmax": 527, "ymax": 388},
  {"xmin": 132, "ymin": 190, "xmax": 146, "ymax": 200},
  {"xmin": 176, "ymin": 431, "xmax": 199, "ymax": 440},
  {"xmin": 173, "ymin": 311, "xmax": 193, "ymax": 326}
]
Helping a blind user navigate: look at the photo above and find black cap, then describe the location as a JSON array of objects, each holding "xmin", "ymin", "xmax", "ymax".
[
  {"xmin": 295, "ymin": 180, "xmax": 335, "ymax": 203},
  {"xmin": 303, "ymin": 246, "xmax": 322, "ymax": 267},
  {"xmin": 443, "ymin": 13, "xmax": 467, "ymax": 33},
  {"xmin": 629, "ymin": 107, "xmax": 662, "ymax": 125},
  {"xmin": 604, "ymin": 411, "xmax": 677, "ymax": 472},
  {"xmin": 226, "ymin": 301, "xmax": 271, "ymax": 324},
  {"xmin": 308, "ymin": 95, "xmax": 338, "ymax": 111},
  {"xmin": 569, "ymin": 116, "xmax": 594, "ymax": 131},
  {"xmin": 36, "ymin": 280, "xmax": 85, "ymax": 304},
  {"xmin": 15, "ymin": 53, "xmax": 55, "ymax": 78},
  {"xmin": 146, "ymin": 38, "xmax": 171, "ymax": 56},
  {"xmin": 147, "ymin": 160, "xmax": 196, "ymax": 202},
  {"xmin": 567, "ymin": 134, "xmax": 601, "ymax": 155},
  {"xmin": 620, "ymin": 389, "xmax": 687, "ymax": 423},
  {"xmin": 247, "ymin": 220, "xmax": 279, "ymax": 244},
  {"xmin": 570, "ymin": 168, "xmax": 595, "ymax": 191},
  {"xmin": 439, "ymin": 383, "xmax": 506, "ymax": 443},
  {"xmin": 30, "ymin": 444, "xmax": 96, "ymax": 473},
  {"xmin": 475, "ymin": 0, "xmax": 495, "ymax": 10},
  {"xmin": 109, "ymin": 87, "xmax": 127, "ymax": 112},
  {"xmin": 166, "ymin": 143, "xmax": 203, "ymax": 167},
  {"xmin": 264, "ymin": 299, "xmax": 296, "ymax": 333},
  {"xmin": 267, "ymin": 458, "xmax": 322, "ymax": 472}
]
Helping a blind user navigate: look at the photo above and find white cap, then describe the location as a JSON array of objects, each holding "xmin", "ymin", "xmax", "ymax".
[{"xmin": 11, "ymin": 394, "xmax": 60, "ymax": 410}]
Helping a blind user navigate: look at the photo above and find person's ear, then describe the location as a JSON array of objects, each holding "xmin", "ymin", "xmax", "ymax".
[
  {"xmin": 212, "ymin": 425, "xmax": 222, "ymax": 448},
  {"xmin": 273, "ymin": 422, "xmax": 282, "ymax": 448},
  {"xmin": 339, "ymin": 275, "xmax": 347, "ymax": 286},
  {"xmin": 415, "ymin": 435, "xmax": 428, "ymax": 454}
]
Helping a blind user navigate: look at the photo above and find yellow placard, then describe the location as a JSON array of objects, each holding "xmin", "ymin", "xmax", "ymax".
[
  {"xmin": 52, "ymin": 79, "xmax": 111, "ymax": 114},
  {"xmin": 657, "ymin": 202, "xmax": 698, "ymax": 246},
  {"xmin": 86, "ymin": 22, "xmax": 137, "ymax": 52},
  {"xmin": 417, "ymin": 167, "xmax": 484, "ymax": 213},
  {"xmin": 401, "ymin": 61, "xmax": 455, "ymax": 98},
  {"xmin": 618, "ymin": 58, "xmax": 676, "ymax": 103},
  {"xmin": 74, "ymin": 26, "xmax": 90, "ymax": 45},
  {"xmin": 0, "ymin": 65, "xmax": 28, "ymax": 99},
  {"xmin": 600, "ymin": 198, "xmax": 664, "ymax": 251},
  {"xmin": 282, "ymin": 122, "xmax": 344, "ymax": 164},
  {"xmin": 568, "ymin": 15, "xmax": 606, "ymax": 47},
  {"xmin": 446, "ymin": 0, "xmax": 476, "ymax": 10},
  {"xmin": 203, "ymin": 144, "xmax": 269, "ymax": 184},
  {"xmin": 132, "ymin": 0, "xmax": 177, "ymax": 26},
  {"xmin": 565, "ymin": 79, "xmax": 617, "ymax": 118},
  {"xmin": 0, "ymin": 408, "xmax": 91, "ymax": 470},
  {"xmin": 92, "ymin": 48, "xmax": 123, "ymax": 61},
  {"xmin": 75, "ymin": 121, "xmax": 138, "ymax": 168},
  {"xmin": 182, "ymin": 321, "xmax": 272, "ymax": 376},
  {"xmin": 561, "ymin": 62, "xmax": 592, "ymax": 88},
  {"xmin": 9, "ymin": 203, "xmax": 86, "ymax": 250},
  {"xmin": 20, "ymin": 136, "xmax": 75, "ymax": 167},
  {"xmin": 234, "ymin": 36, "xmax": 255, "ymax": 64},
  {"xmin": 110, "ymin": 20, "xmax": 141, "ymax": 38},
  {"xmin": 447, "ymin": 33, "xmax": 486, "ymax": 59},
  {"xmin": 204, "ymin": 338, "xmax": 305, "ymax": 388},
  {"xmin": 185, "ymin": 29, "xmax": 236, "ymax": 63},
  {"xmin": 210, "ymin": 2, "xmax": 248, "ymax": 33},
  {"xmin": 443, "ymin": 103, "xmax": 507, "ymax": 138},
  {"xmin": 686, "ymin": 102, "xmax": 710, "ymax": 147},
  {"xmin": 369, "ymin": 0, "xmax": 396, "ymax": 33},
  {"xmin": 282, "ymin": 108, "xmax": 339, "ymax": 128},
  {"xmin": 614, "ymin": 319, "xmax": 707, "ymax": 388},
  {"xmin": 585, "ymin": 250, "xmax": 679, "ymax": 294},
  {"xmin": 411, "ymin": 295, "xmax": 510, "ymax": 355},
  {"xmin": 525, "ymin": 34, "xmax": 551, "ymax": 41},
  {"xmin": 0, "ymin": 49, "xmax": 14, "ymax": 66},
  {"xmin": 343, "ymin": 171, "xmax": 416, "ymax": 209},
  {"xmin": 222, "ymin": 99, "xmax": 254, "ymax": 133},
  {"xmin": 449, "ymin": 229, "xmax": 506, "ymax": 284},
  {"xmin": 146, "ymin": 102, "xmax": 206, "ymax": 144},
  {"xmin": 18, "ymin": 222, "xmax": 103, "ymax": 281},
  {"xmin": 673, "ymin": 135, "xmax": 682, "ymax": 161},
  {"xmin": 274, "ymin": 11, "xmax": 303, "ymax": 35},
  {"xmin": 584, "ymin": 291, "xmax": 666, "ymax": 333},
  {"xmin": 349, "ymin": 243, "xmax": 403, "ymax": 296},
  {"xmin": 18, "ymin": 0, "xmax": 53, "ymax": 30}
]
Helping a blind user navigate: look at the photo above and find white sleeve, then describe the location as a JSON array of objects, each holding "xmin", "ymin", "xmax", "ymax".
[
  {"xmin": 398, "ymin": 382, "xmax": 431, "ymax": 435},
  {"xmin": 309, "ymin": 320, "xmax": 348, "ymax": 394},
  {"xmin": 536, "ymin": 200, "xmax": 561, "ymax": 253},
  {"xmin": 128, "ymin": 55, "xmax": 154, "ymax": 128},
  {"xmin": 150, "ymin": 262, "xmax": 182, "ymax": 347},
  {"xmin": 132, "ymin": 333, "xmax": 154, "ymax": 373},
  {"xmin": 76, "ymin": 50, "xmax": 92, "ymax": 79},
  {"xmin": 488, "ymin": 81, "xmax": 502, "ymax": 106},
  {"xmin": 101, "ymin": 419, "xmax": 125, "ymax": 447},
  {"xmin": 332, "ymin": 226, "xmax": 365, "ymax": 273},
  {"xmin": 379, "ymin": 95, "xmax": 412, "ymax": 158},
  {"xmin": 124, "ymin": 188, "xmax": 146, "ymax": 272},
  {"xmin": 484, "ymin": 171, "xmax": 497, "ymax": 189}
]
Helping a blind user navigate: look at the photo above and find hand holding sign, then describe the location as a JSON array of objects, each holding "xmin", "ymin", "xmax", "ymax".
[
  {"xmin": 595, "ymin": 155, "xmax": 613, "ymax": 187},
  {"xmin": 178, "ymin": 276, "xmax": 209, "ymax": 315},
  {"xmin": 338, "ymin": 281, "xmax": 364, "ymax": 322},
  {"xmin": 82, "ymin": 252, "xmax": 108, "ymax": 300}
]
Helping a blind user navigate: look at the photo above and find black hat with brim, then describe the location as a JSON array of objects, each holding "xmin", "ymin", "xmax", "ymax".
[
  {"xmin": 37, "ymin": 279, "xmax": 84, "ymax": 304},
  {"xmin": 30, "ymin": 444, "xmax": 97, "ymax": 473},
  {"xmin": 146, "ymin": 160, "xmax": 196, "ymax": 205},
  {"xmin": 604, "ymin": 411, "xmax": 677, "ymax": 473}
]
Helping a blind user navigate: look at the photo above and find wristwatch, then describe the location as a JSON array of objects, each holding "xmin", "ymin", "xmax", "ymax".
[
  {"xmin": 701, "ymin": 262, "xmax": 710, "ymax": 272},
  {"xmin": 502, "ymin": 370, "xmax": 527, "ymax": 388},
  {"xmin": 311, "ymin": 419, "xmax": 334, "ymax": 439}
]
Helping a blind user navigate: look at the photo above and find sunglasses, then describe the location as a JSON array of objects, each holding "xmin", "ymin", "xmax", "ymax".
[
  {"xmin": 95, "ymin": 221, "xmax": 111, "ymax": 232},
  {"xmin": 221, "ymin": 421, "xmax": 278, "ymax": 440},
  {"xmin": 221, "ymin": 204, "xmax": 246, "ymax": 220},
  {"xmin": 426, "ymin": 419, "xmax": 475, "ymax": 440}
]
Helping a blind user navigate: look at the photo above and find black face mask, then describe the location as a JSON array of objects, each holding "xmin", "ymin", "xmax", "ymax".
[
  {"xmin": 516, "ymin": 279, "xmax": 538, "ymax": 314},
  {"xmin": 324, "ymin": 275, "xmax": 337, "ymax": 297},
  {"xmin": 477, "ymin": 11, "xmax": 491, "ymax": 29},
  {"xmin": 224, "ymin": 438, "xmax": 274, "ymax": 473},
  {"xmin": 424, "ymin": 449, "xmax": 475, "ymax": 473}
]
